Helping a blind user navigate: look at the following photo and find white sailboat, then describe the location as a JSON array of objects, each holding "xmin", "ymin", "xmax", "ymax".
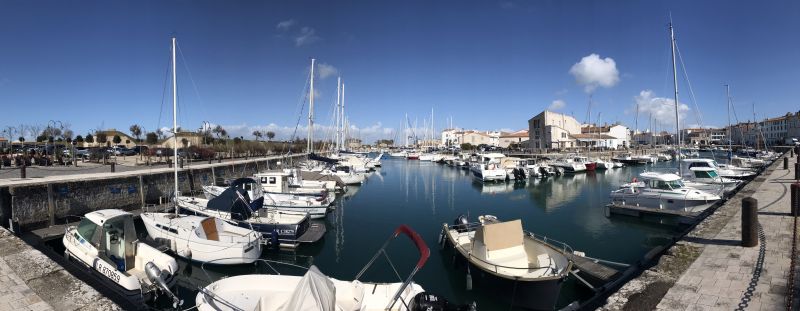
[{"xmin": 141, "ymin": 37, "xmax": 263, "ymax": 265}]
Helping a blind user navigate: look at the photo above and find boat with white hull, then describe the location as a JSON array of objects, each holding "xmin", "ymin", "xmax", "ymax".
[
  {"xmin": 610, "ymin": 172, "xmax": 721, "ymax": 213},
  {"xmin": 195, "ymin": 225, "xmax": 466, "ymax": 311},
  {"xmin": 203, "ymin": 184, "xmax": 330, "ymax": 219},
  {"xmin": 63, "ymin": 209, "xmax": 181, "ymax": 307}
]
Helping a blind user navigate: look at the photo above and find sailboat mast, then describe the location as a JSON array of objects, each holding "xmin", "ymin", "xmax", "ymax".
[
  {"xmin": 341, "ymin": 83, "xmax": 345, "ymax": 150},
  {"xmin": 171, "ymin": 37, "xmax": 179, "ymax": 216},
  {"xmin": 335, "ymin": 77, "xmax": 341, "ymax": 151},
  {"xmin": 308, "ymin": 58, "xmax": 315, "ymax": 154},
  {"xmin": 726, "ymin": 84, "xmax": 732, "ymax": 155},
  {"xmin": 670, "ymin": 22, "xmax": 681, "ymax": 167}
]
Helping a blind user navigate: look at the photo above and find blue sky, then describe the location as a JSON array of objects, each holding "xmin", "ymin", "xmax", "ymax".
[{"xmin": 1, "ymin": 0, "xmax": 798, "ymax": 142}]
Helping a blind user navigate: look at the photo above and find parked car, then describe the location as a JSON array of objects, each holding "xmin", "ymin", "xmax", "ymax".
[
  {"xmin": 116, "ymin": 148, "xmax": 136, "ymax": 156},
  {"xmin": 132, "ymin": 146, "xmax": 149, "ymax": 154}
]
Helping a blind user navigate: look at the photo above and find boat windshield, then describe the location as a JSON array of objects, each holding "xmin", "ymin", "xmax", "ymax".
[
  {"xmin": 707, "ymin": 170, "xmax": 719, "ymax": 178},
  {"xmin": 694, "ymin": 171, "xmax": 712, "ymax": 179},
  {"xmin": 650, "ymin": 179, "xmax": 684, "ymax": 190}
]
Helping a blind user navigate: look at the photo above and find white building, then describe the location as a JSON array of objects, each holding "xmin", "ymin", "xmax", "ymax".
[{"xmin": 576, "ymin": 124, "xmax": 630, "ymax": 149}]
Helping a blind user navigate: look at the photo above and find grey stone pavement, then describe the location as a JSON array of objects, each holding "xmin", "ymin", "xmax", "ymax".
[
  {"xmin": 655, "ymin": 158, "xmax": 798, "ymax": 311},
  {"xmin": 0, "ymin": 228, "xmax": 119, "ymax": 311}
]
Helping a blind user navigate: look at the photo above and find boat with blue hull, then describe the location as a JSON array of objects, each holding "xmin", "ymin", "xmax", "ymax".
[{"xmin": 177, "ymin": 180, "xmax": 325, "ymax": 248}]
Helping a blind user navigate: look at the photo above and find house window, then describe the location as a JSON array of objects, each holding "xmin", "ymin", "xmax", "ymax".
[
  {"xmin": 561, "ymin": 132, "xmax": 566, "ymax": 138},
  {"xmin": 268, "ymin": 177, "xmax": 276, "ymax": 184}
]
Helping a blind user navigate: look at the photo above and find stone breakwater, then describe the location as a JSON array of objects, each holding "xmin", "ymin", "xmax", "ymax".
[{"xmin": 0, "ymin": 154, "xmax": 305, "ymax": 232}]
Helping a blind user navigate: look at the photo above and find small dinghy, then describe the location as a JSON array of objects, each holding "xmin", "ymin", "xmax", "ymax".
[
  {"xmin": 196, "ymin": 225, "xmax": 473, "ymax": 311},
  {"xmin": 63, "ymin": 209, "xmax": 181, "ymax": 307},
  {"xmin": 441, "ymin": 215, "xmax": 573, "ymax": 310}
]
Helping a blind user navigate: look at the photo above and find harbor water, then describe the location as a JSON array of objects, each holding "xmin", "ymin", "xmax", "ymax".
[
  {"xmin": 48, "ymin": 155, "xmax": 691, "ymax": 310},
  {"xmin": 174, "ymin": 156, "xmax": 691, "ymax": 310}
]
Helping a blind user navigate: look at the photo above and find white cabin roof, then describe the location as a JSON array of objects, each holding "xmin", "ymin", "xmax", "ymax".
[
  {"xmin": 85, "ymin": 209, "xmax": 131, "ymax": 225},
  {"xmin": 639, "ymin": 171, "xmax": 681, "ymax": 182},
  {"xmin": 481, "ymin": 153, "xmax": 506, "ymax": 159}
]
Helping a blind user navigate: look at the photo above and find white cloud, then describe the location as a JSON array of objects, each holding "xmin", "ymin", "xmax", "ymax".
[
  {"xmin": 569, "ymin": 53, "xmax": 620, "ymax": 93},
  {"xmin": 316, "ymin": 63, "xmax": 338, "ymax": 79},
  {"xmin": 632, "ymin": 90, "xmax": 690, "ymax": 128},
  {"xmin": 295, "ymin": 27, "xmax": 320, "ymax": 46},
  {"xmin": 276, "ymin": 19, "xmax": 296, "ymax": 31},
  {"xmin": 548, "ymin": 99, "xmax": 566, "ymax": 110}
]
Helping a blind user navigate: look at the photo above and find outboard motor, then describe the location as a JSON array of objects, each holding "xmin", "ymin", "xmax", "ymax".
[
  {"xmin": 409, "ymin": 292, "xmax": 477, "ymax": 311},
  {"xmin": 453, "ymin": 214, "xmax": 470, "ymax": 233},
  {"xmin": 145, "ymin": 262, "xmax": 182, "ymax": 308}
]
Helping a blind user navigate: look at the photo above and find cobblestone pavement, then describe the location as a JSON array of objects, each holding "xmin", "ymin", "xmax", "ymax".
[
  {"xmin": 656, "ymin": 159, "xmax": 797, "ymax": 311},
  {"xmin": 0, "ymin": 228, "xmax": 119, "ymax": 311},
  {"xmin": 0, "ymin": 257, "xmax": 51, "ymax": 311}
]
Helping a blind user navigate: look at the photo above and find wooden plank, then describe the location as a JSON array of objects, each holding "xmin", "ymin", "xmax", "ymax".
[{"xmin": 566, "ymin": 253, "xmax": 620, "ymax": 282}]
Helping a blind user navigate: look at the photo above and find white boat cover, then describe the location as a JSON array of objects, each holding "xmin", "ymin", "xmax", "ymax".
[{"xmin": 280, "ymin": 266, "xmax": 336, "ymax": 311}]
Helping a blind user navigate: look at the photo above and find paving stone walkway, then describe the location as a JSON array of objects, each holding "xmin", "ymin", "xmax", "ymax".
[
  {"xmin": 656, "ymin": 158, "xmax": 797, "ymax": 311},
  {"xmin": 0, "ymin": 228, "xmax": 119, "ymax": 311}
]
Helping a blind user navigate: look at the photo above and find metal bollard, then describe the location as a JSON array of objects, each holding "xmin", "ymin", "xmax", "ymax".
[
  {"xmin": 110, "ymin": 162, "xmax": 115, "ymax": 172},
  {"xmin": 792, "ymin": 183, "xmax": 800, "ymax": 217},
  {"xmin": 179, "ymin": 158, "xmax": 184, "ymax": 169},
  {"xmin": 786, "ymin": 157, "xmax": 790, "ymax": 170},
  {"xmin": 168, "ymin": 160, "xmax": 173, "ymax": 168},
  {"xmin": 20, "ymin": 164, "xmax": 26, "ymax": 179},
  {"xmin": 796, "ymin": 163, "xmax": 800, "ymax": 181},
  {"xmin": 741, "ymin": 197, "xmax": 758, "ymax": 247}
]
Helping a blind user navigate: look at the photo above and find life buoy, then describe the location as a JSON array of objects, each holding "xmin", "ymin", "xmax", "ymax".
[{"xmin": 632, "ymin": 177, "xmax": 638, "ymax": 183}]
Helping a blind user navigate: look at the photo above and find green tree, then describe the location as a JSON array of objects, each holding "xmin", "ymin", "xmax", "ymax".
[
  {"xmin": 112, "ymin": 135, "xmax": 122, "ymax": 145},
  {"xmin": 460, "ymin": 143, "xmax": 473, "ymax": 150},
  {"xmin": 18, "ymin": 137, "xmax": 24, "ymax": 143},
  {"xmin": 252, "ymin": 130, "xmax": 263, "ymax": 141},
  {"xmin": 129, "ymin": 125, "xmax": 142, "ymax": 143},
  {"xmin": 75, "ymin": 135, "xmax": 84, "ymax": 143},
  {"xmin": 96, "ymin": 132, "xmax": 107, "ymax": 144},
  {"xmin": 85, "ymin": 134, "xmax": 94, "ymax": 143},
  {"xmin": 181, "ymin": 138, "xmax": 189, "ymax": 148},
  {"xmin": 266, "ymin": 131, "xmax": 275, "ymax": 141},
  {"xmin": 145, "ymin": 132, "xmax": 158, "ymax": 145}
]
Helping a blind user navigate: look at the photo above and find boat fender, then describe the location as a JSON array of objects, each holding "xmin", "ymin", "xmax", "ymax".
[{"xmin": 465, "ymin": 265, "xmax": 473, "ymax": 291}]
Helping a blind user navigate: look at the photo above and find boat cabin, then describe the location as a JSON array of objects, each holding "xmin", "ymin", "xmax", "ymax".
[
  {"xmin": 255, "ymin": 171, "xmax": 291, "ymax": 193},
  {"xmin": 75, "ymin": 210, "xmax": 137, "ymax": 271},
  {"xmin": 638, "ymin": 172, "xmax": 686, "ymax": 190}
]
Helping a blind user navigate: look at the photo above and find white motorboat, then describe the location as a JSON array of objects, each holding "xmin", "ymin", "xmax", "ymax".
[
  {"xmin": 254, "ymin": 171, "xmax": 335, "ymax": 205},
  {"xmin": 63, "ymin": 209, "xmax": 181, "ymax": 307},
  {"xmin": 681, "ymin": 166, "xmax": 741, "ymax": 195},
  {"xmin": 552, "ymin": 157, "xmax": 587, "ymax": 173},
  {"xmin": 470, "ymin": 153, "xmax": 507, "ymax": 182},
  {"xmin": 684, "ymin": 158, "xmax": 756, "ymax": 179},
  {"xmin": 610, "ymin": 172, "xmax": 721, "ymax": 213},
  {"xmin": 440, "ymin": 215, "xmax": 572, "ymax": 310},
  {"xmin": 195, "ymin": 225, "xmax": 461, "ymax": 311},
  {"xmin": 612, "ymin": 153, "xmax": 649, "ymax": 165}
]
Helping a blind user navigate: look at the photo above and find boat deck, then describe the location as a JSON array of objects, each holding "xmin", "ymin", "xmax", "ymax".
[{"xmin": 296, "ymin": 220, "xmax": 327, "ymax": 244}]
